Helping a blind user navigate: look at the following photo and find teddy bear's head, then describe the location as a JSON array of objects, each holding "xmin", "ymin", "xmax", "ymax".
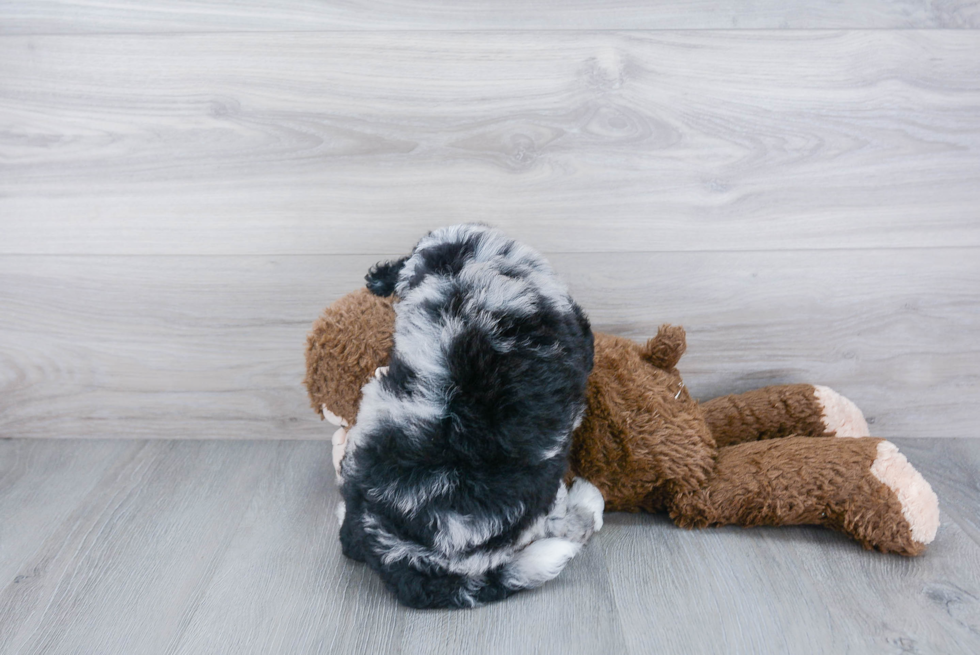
[{"xmin": 304, "ymin": 287, "xmax": 396, "ymax": 427}]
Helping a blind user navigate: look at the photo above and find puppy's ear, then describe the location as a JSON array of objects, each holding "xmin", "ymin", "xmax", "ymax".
[{"xmin": 365, "ymin": 256, "xmax": 409, "ymax": 297}]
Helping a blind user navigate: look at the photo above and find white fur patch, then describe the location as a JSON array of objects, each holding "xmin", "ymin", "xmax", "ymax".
[
  {"xmin": 502, "ymin": 538, "xmax": 581, "ymax": 589},
  {"xmin": 870, "ymin": 441, "xmax": 940, "ymax": 544},
  {"xmin": 433, "ymin": 504, "xmax": 527, "ymax": 554},
  {"xmin": 367, "ymin": 470, "xmax": 458, "ymax": 517},
  {"xmin": 335, "ymin": 500, "xmax": 346, "ymax": 525},
  {"xmin": 814, "ymin": 385, "xmax": 870, "ymax": 437},
  {"xmin": 444, "ymin": 548, "xmax": 517, "ymax": 578},
  {"xmin": 538, "ymin": 442, "xmax": 566, "ymax": 461},
  {"xmin": 363, "ymin": 515, "xmax": 433, "ymax": 568},
  {"xmin": 362, "ymin": 513, "xmax": 513, "ymax": 578},
  {"xmin": 393, "ymin": 276, "xmax": 455, "ymax": 385},
  {"xmin": 459, "ymin": 263, "xmax": 537, "ymax": 317},
  {"xmin": 435, "ymin": 513, "xmax": 493, "ymax": 553},
  {"xmin": 352, "ymin": 376, "xmax": 443, "ymax": 443},
  {"xmin": 567, "ymin": 478, "xmax": 605, "ymax": 532}
]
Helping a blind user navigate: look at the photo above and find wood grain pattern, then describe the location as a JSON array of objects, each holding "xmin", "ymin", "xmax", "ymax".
[
  {"xmin": 3, "ymin": 31, "xmax": 980, "ymax": 255},
  {"xmin": 0, "ymin": 438, "xmax": 978, "ymax": 654},
  {"xmin": 601, "ymin": 499, "xmax": 980, "ymax": 652},
  {"xmin": 1, "ymin": 0, "xmax": 978, "ymax": 33},
  {"xmin": 168, "ymin": 439, "xmax": 405, "ymax": 655},
  {"xmin": 1, "ymin": 250, "xmax": 976, "ymax": 440},
  {"xmin": 169, "ymin": 440, "xmax": 628, "ymax": 655},
  {"xmin": 0, "ymin": 439, "xmax": 138, "ymax": 593},
  {"xmin": 0, "ymin": 440, "xmax": 281, "ymax": 654}
]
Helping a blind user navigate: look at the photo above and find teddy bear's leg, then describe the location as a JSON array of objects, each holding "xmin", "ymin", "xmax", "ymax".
[
  {"xmin": 667, "ymin": 436, "xmax": 939, "ymax": 556},
  {"xmin": 700, "ymin": 384, "xmax": 870, "ymax": 447},
  {"xmin": 811, "ymin": 385, "xmax": 871, "ymax": 438}
]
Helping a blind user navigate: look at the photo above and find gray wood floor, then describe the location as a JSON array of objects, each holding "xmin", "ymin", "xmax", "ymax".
[
  {"xmin": 1, "ymin": 2, "xmax": 979, "ymax": 653},
  {"xmin": 0, "ymin": 437, "xmax": 977, "ymax": 654}
]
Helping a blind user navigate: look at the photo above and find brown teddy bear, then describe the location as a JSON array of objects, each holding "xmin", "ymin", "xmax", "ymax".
[{"xmin": 305, "ymin": 288, "xmax": 939, "ymax": 557}]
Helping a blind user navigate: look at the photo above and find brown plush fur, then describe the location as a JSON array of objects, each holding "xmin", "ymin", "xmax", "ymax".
[
  {"xmin": 304, "ymin": 288, "xmax": 395, "ymax": 424},
  {"xmin": 305, "ymin": 290, "xmax": 929, "ymax": 557},
  {"xmin": 668, "ymin": 436, "xmax": 923, "ymax": 556},
  {"xmin": 570, "ymin": 330, "xmax": 715, "ymax": 513},
  {"xmin": 701, "ymin": 384, "xmax": 830, "ymax": 447}
]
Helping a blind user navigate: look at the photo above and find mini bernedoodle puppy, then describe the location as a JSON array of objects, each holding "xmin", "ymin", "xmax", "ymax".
[{"xmin": 336, "ymin": 224, "xmax": 604, "ymax": 609}]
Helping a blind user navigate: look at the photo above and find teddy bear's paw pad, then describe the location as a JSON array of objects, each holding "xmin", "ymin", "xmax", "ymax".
[
  {"xmin": 814, "ymin": 385, "xmax": 870, "ymax": 437},
  {"xmin": 332, "ymin": 427, "xmax": 348, "ymax": 482},
  {"xmin": 871, "ymin": 441, "xmax": 940, "ymax": 545},
  {"xmin": 322, "ymin": 405, "xmax": 349, "ymax": 428},
  {"xmin": 568, "ymin": 478, "xmax": 605, "ymax": 532}
]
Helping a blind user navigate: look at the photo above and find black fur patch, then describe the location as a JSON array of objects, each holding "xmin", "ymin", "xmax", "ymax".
[{"xmin": 365, "ymin": 256, "xmax": 409, "ymax": 297}]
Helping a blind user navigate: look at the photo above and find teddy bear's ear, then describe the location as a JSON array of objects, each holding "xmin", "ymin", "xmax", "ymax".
[
  {"xmin": 365, "ymin": 256, "xmax": 409, "ymax": 297},
  {"xmin": 642, "ymin": 324, "xmax": 687, "ymax": 370}
]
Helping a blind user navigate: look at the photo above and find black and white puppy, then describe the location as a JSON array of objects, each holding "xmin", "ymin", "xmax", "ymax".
[{"xmin": 338, "ymin": 224, "xmax": 604, "ymax": 609}]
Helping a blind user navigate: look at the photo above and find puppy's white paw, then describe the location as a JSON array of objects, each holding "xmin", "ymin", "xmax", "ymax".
[
  {"xmin": 567, "ymin": 477, "xmax": 605, "ymax": 532},
  {"xmin": 871, "ymin": 441, "xmax": 940, "ymax": 545},
  {"xmin": 503, "ymin": 538, "xmax": 581, "ymax": 589},
  {"xmin": 814, "ymin": 385, "xmax": 870, "ymax": 437},
  {"xmin": 374, "ymin": 366, "xmax": 389, "ymax": 379},
  {"xmin": 335, "ymin": 500, "xmax": 346, "ymax": 526}
]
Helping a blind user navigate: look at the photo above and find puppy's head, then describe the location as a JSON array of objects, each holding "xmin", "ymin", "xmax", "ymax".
[{"xmin": 304, "ymin": 287, "xmax": 396, "ymax": 426}]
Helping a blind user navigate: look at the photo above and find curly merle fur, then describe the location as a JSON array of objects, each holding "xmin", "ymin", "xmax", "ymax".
[{"xmin": 339, "ymin": 224, "xmax": 601, "ymax": 609}]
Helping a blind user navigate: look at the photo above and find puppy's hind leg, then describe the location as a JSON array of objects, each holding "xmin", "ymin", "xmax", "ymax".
[{"xmin": 496, "ymin": 477, "xmax": 604, "ymax": 597}]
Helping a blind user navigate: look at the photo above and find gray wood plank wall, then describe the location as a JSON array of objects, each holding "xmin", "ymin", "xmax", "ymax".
[
  {"xmin": 1, "ymin": 3, "xmax": 978, "ymax": 440},
  {"xmin": 1, "ymin": 0, "xmax": 979, "ymax": 32}
]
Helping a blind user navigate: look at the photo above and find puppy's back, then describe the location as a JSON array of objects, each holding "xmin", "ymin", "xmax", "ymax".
[{"xmin": 339, "ymin": 225, "xmax": 596, "ymax": 608}]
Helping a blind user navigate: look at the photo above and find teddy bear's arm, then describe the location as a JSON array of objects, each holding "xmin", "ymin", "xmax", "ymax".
[
  {"xmin": 666, "ymin": 436, "xmax": 938, "ymax": 556},
  {"xmin": 700, "ymin": 384, "xmax": 869, "ymax": 448}
]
